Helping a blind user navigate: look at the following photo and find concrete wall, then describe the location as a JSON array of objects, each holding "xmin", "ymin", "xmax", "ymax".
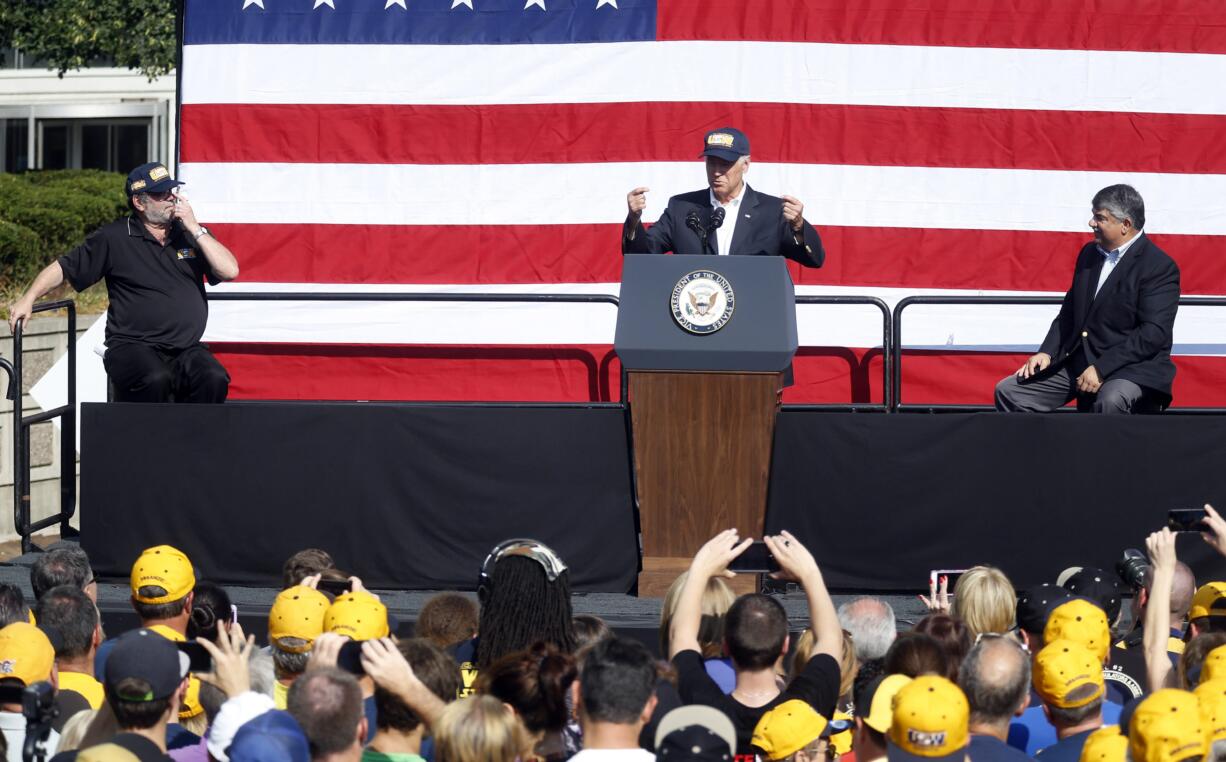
[{"xmin": 0, "ymin": 313, "xmax": 100, "ymax": 540}]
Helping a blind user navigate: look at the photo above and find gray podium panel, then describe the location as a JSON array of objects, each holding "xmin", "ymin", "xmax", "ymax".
[{"xmin": 614, "ymin": 254, "xmax": 798, "ymax": 371}]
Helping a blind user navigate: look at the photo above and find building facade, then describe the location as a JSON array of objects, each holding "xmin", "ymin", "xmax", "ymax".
[{"xmin": 0, "ymin": 48, "xmax": 175, "ymax": 174}]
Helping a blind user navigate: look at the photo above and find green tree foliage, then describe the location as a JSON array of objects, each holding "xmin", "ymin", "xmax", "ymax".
[
  {"xmin": 0, "ymin": 170, "xmax": 127, "ymax": 286},
  {"xmin": 0, "ymin": 0, "xmax": 177, "ymax": 79}
]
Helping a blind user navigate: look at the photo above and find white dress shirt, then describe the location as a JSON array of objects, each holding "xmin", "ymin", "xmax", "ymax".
[
  {"xmin": 1095, "ymin": 231, "xmax": 1142, "ymax": 297},
  {"xmin": 709, "ymin": 184, "xmax": 747, "ymax": 256}
]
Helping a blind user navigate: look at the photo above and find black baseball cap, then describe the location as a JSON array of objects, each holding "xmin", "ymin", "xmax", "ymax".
[
  {"xmin": 126, "ymin": 162, "xmax": 184, "ymax": 197},
  {"xmin": 105, "ymin": 629, "xmax": 190, "ymax": 701},
  {"xmin": 1016, "ymin": 583, "xmax": 1073, "ymax": 635},
  {"xmin": 1062, "ymin": 567, "xmax": 1124, "ymax": 623},
  {"xmin": 699, "ymin": 128, "xmax": 750, "ymax": 162}
]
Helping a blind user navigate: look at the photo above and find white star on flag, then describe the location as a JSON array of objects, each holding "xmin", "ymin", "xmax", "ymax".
[
  {"xmin": 525, "ymin": 0, "xmax": 545, "ymax": 8},
  {"xmin": 241, "ymin": 0, "xmax": 264, "ymax": 8},
  {"xmin": 452, "ymin": 0, "xmax": 474, "ymax": 7},
  {"xmin": 596, "ymin": 0, "xmax": 617, "ymax": 7},
  {"xmin": 314, "ymin": 0, "xmax": 336, "ymax": 7},
  {"xmin": 385, "ymin": 0, "xmax": 407, "ymax": 8}
]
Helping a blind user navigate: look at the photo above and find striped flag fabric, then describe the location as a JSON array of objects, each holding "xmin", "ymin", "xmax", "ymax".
[{"xmin": 177, "ymin": 0, "xmax": 1226, "ymax": 406}]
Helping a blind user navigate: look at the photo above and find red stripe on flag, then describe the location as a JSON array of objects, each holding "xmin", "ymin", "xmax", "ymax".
[
  {"xmin": 180, "ymin": 103, "xmax": 1226, "ymax": 175},
  {"xmin": 210, "ymin": 344, "xmax": 1226, "ymax": 408},
  {"xmin": 210, "ymin": 223, "xmax": 1226, "ymax": 295},
  {"xmin": 897, "ymin": 351, "xmax": 1226, "ymax": 408},
  {"xmin": 656, "ymin": 0, "xmax": 1226, "ymax": 55}
]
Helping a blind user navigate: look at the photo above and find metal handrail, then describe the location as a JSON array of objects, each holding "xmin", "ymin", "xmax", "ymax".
[
  {"xmin": 11, "ymin": 300, "xmax": 77, "ymax": 553},
  {"xmin": 207, "ymin": 291, "xmax": 894, "ymax": 408},
  {"xmin": 206, "ymin": 291, "xmax": 628, "ymax": 401},
  {"xmin": 891, "ymin": 295, "xmax": 1226, "ymax": 413},
  {"xmin": 791, "ymin": 296, "xmax": 892, "ymax": 411}
]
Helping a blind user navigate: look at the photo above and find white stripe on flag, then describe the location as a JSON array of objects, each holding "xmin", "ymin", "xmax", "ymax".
[
  {"xmin": 200, "ymin": 282, "xmax": 1226, "ymax": 352},
  {"xmin": 182, "ymin": 161, "xmax": 1226, "ymax": 235},
  {"xmin": 181, "ymin": 41, "xmax": 1226, "ymax": 116}
]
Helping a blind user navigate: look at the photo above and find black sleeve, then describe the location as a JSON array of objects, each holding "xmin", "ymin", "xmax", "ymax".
[
  {"xmin": 624, "ymin": 204, "xmax": 678, "ymax": 255},
  {"xmin": 779, "ymin": 220, "xmax": 825, "ymax": 268},
  {"xmin": 672, "ymin": 649, "xmax": 728, "ymax": 706},
  {"xmin": 782, "ymin": 652, "xmax": 841, "ymax": 719},
  {"xmin": 58, "ymin": 228, "xmax": 112, "ymax": 292}
]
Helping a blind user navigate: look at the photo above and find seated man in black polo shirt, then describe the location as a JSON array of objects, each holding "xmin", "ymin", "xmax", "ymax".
[
  {"xmin": 8, "ymin": 162, "xmax": 239, "ymax": 403},
  {"xmin": 669, "ymin": 529, "xmax": 842, "ymax": 758}
]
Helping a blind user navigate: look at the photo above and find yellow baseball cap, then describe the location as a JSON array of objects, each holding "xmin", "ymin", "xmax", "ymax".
[
  {"xmin": 1195, "ymin": 677, "xmax": 1226, "ymax": 743},
  {"xmin": 752, "ymin": 699, "xmax": 830, "ymax": 760},
  {"xmin": 1079, "ymin": 726, "xmax": 1128, "ymax": 762},
  {"xmin": 1189, "ymin": 582, "xmax": 1226, "ymax": 620},
  {"xmin": 130, "ymin": 545, "xmax": 196, "ymax": 604},
  {"xmin": 1045, "ymin": 599, "xmax": 1110, "ymax": 663},
  {"xmin": 1034, "ymin": 640, "xmax": 1105, "ymax": 709},
  {"xmin": 179, "ymin": 675, "xmax": 204, "ymax": 720},
  {"xmin": 324, "ymin": 590, "xmax": 389, "ymax": 640},
  {"xmin": 1129, "ymin": 690, "xmax": 1204, "ymax": 762},
  {"xmin": 887, "ymin": 676, "xmax": 969, "ymax": 762},
  {"xmin": 0, "ymin": 622, "xmax": 55, "ymax": 685},
  {"xmin": 1132, "ymin": 711, "xmax": 1206, "ymax": 762},
  {"xmin": 269, "ymin": 586, "xmax": 330, "ymax": 652},
  {"xmin": 863, "ymin": 674, "xmax": 914, "ymax": 733}
]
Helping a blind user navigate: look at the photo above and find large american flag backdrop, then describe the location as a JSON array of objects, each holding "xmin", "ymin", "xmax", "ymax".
[{"xmin": 180, "ymin": 0, "xmax": 1226, "ymax": 406}]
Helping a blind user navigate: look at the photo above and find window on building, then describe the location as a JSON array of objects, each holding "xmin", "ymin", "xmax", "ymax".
[
  {"xmin": 3, "ymin": 119, "xmax": 30, "ymax": 172},
  {"xmin": 37, "ymin": 118, "xmax": 150, "ymax": 172}
]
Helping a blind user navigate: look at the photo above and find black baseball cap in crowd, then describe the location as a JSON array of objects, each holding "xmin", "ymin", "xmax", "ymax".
[
  {"xmin": 1016, "ymin": 583, "xmax": 1073, "ymax": 635},
  {"xmin": 699, "ymin": 128, "xmax": 750, "ymax": 162},
  {"xmin": 126, "ymin": 162, "xmax": 185, "ymax": 197},
  {"xmin": 105, "ymin": 629, "xmax": 190, "ymax": 701},
  {"xmin": 1062, "ymin": 567, "xmax": 1124, "ymax": 624}
]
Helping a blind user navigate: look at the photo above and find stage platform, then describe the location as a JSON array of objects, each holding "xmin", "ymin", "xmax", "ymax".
[{"xmin": 79, "ymin": 402, "xmax": 1226, "ymax": 594}]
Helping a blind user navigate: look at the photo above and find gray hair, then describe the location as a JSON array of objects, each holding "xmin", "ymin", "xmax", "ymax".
[
  {"xmin": 958, "ymin": 637, "xmax": 1031, "ymax": 724},
  {"xmin": 273, "ymin": 638, "xmax": 312, "ymax": 679},
  {"xmin": 248, "ymin": 648, "xmax": 276, "ymax": 697},
  {"xmin": 1092, "ymin": 184, "xmax": 1146, "ymax": 230},
  {"xmin": 837, "ymin": 596, "xmax": 897, "ymax": 661}
]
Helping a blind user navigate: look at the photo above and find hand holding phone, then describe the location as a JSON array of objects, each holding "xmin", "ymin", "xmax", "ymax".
[
  {"xmin": 1168, "ymin": 508, "xmax": 1208, "ymax": 532},
  {"xmin": 727, "ymin": 541, "xmax": 779, "ymax": 574},
  {"xmin": 177, "ymin": 641, "xmax": 212, "ymax": 673},
  {"xmin": 317, "ymin": 577, "xmax": 354, "ymax": 597}
]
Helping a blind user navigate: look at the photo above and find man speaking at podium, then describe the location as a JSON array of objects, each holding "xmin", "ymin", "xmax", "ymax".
[{"xmin": 621, "ymin": 128, "xmax": 825, "ymax": 268}]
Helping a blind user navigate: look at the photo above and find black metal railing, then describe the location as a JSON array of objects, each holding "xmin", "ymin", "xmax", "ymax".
[
  {"xmin": 206, "ymin": 291, "xmax": 628, "ymax": 401},
  {"xmin": 208, "ymin": 291, "xmax": 895, "ymax": 408},
  {"xmin": 891, "ymin": 295, "xmax": 1226, "ymax": 413},
  {"xmin": 11, "ymin": 300, "xmax": 77, "ymax": 553},
  {"xmin": 789, "ymin": 296, "xmax": 892, "ymax": 411}
]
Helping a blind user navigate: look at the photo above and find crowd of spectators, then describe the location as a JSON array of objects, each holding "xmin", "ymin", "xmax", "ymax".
[{"xmin": 1, "ymin": 507, "xmax": 1226, "ymax": 762}]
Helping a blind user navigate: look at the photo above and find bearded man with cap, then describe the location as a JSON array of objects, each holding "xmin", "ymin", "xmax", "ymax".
[
  {"xmin": 622, "ymin": 128, "xmax": 825, "ymax": 266},
  {"xmin": 1030, "ymin": 641, "xmax": 1107, "ymax": 762},
  {"xmin": 8, "ymin": 161, "xmax": 239, "ymax": 404},
  {"xmin": 1009, "ymin": 599, "xmax": 1125, "ymax": 755}
]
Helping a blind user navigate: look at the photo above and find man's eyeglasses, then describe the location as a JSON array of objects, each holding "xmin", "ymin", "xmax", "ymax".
[
  {"xmin": 142, "ymin": 190, "xmax": 177, "ymax": 202},
  {"xmin": 974, "ymin": 631, "xmax": 1030, "ymax": 653}
]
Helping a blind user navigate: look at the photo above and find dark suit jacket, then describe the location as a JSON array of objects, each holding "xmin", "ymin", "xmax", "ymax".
[
  {"xmin": 622, "ymin": 186, "xmax": 825, "ymax": 268},
  {"xmin": 1039, "ymin": 233, "xmax": 1180, "ymax": 400}
]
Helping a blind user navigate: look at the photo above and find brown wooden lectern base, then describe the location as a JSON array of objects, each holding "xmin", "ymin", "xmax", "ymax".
[{"xmin": 629, "ymin": 371, "xmax": 783, "ymax": 597}]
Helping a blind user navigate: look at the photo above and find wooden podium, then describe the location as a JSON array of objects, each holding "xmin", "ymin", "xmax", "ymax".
[{"xmin": 615, "ymin": 255, "xmax": 798, "ymax": 596}]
